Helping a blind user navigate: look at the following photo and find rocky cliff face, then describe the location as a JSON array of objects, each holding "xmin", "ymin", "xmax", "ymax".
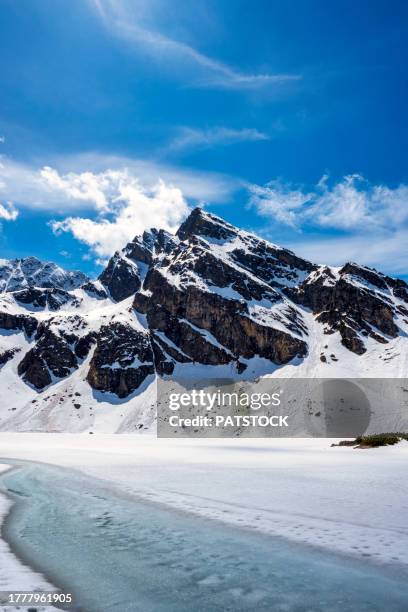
[
  {"xmin": 86, "ymin": 322, "xmax": 155, "ymax": 398},
  {"xmin": 285, "ymin": 262, "xmax": 406, "ymax": 355},
  {"xmin": 0, "ymin": 207, "xmax": 407, "ymax": 431},
  {"xmin": 98, "ymin": 229, "xmax": 177, "ymax": 302}
]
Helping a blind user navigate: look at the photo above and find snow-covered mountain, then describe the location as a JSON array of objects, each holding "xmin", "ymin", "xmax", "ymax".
[
  {"xmin": 0, "ymin": 208, "xmax": 407, "ymax": 432},
  {"xmin": 0, "ymin": 256, "xmax": 88, "ymax": 292}
]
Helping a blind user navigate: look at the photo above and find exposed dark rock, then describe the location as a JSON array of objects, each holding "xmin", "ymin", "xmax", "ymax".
[
  {"xmin": 392, "ymin": 281, "xmax": 408, "ymax": 303},
  {"xmin": 18, "ymin": 330, "xmax": 78, "ymax": 389},
  {"xmin": 158, "ymin": 241, "xmax": 281, "ymax": 303},
  {"xmin": 99, "ymin": 252, "xmax": 142, "ymax": 302},
  {"xmin": 0, "ymin": 347, "xmax": 21, "ymax": 367},
  {"xmin": 124, "ymin": 231, "xmax": 156, "ymax": 265},
  {"xmin": 231, "ymin": 244, "xmax": 314, "ymax": 289},
  {"xmin": 99, "ymin": 229, "xmax": 178, "ymax": 302},
  {"xmin": 397, "ymin": 304, "xmax": 408, "ymax": 318},
  {"xmin": 151, "ymin": 333, "xmax": 191, "ymax": 364},
  {"xmin": 285, "ymin": 267, "xmax": 332, "ymax": 308},
  {"xmin": 149, "ymin": 306, "xmax": 234, "ymax": 365},
  {"xmin": 86, "ymin": 322, "xmax": 155, "ymax": 397},
  {"xmin": 32, "ymin": 315, "xmax": 96, "ymax": 364},
  {"xmin": 287, "ymin": 264, "xmax": 399, "ymax": 355},
  {"xmin": 13, "ymin": 287, "xmax": 82, "ymax": 311},
  {"xmin": 0, "ymin": 311, "xmax": 38, "ymax": 336},
  {"xmin": 81, "ymin": 281, "xmax": 108, "ymax": 299},
  {"xmin": 177, "ymin": 207, "xmax": 237, "ymax": 242},
  {"xmin": 124, "ymin": 228, "xmax": 177, "ymax": 263},
  {"xmin": 136, "ymin": 269, "xmax": 307, "ymax": 365},
  {"xmin": 14, "ymin": 315, "xmax": 94, "ymax": 390},
  {"xmin": 150, "ymin": 335, "xmax": 177, "ymax": 375},
  {"xmin": 75, "ymin": 332, "xmax": 97, "ymax": 359},
  {"xmin": 178, "ymin": 208, "xmax": 315, "ymax": 289},
  {"xmin": 340, "ymin": 262, "xmax": 389, "ymax": 290},
  {"xmin": 341, "ymin": 263, "xmax": 408, "ymax": 305}
]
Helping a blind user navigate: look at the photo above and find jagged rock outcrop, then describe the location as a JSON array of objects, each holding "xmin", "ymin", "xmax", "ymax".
[
  {"xmin": 18, "ymin": 329, "xmax": 78, "ymax": 389},
  {"xmin": 135, "ymin": 270, "xmax": 306, "ymax": 366},
  {"xmin": 177, "ymin": 207, "xmax": 237, "ymax": 242},
  {"xmin": 86, "ymin": 322, "xmax": 155, "ymax": 397},
  {"xmin": 15, "ymin": 314, "xmax": 97, "ymax": 390},
  {"xmin": 286, "ymin": 263, "xmax": 404, "ymax": 354},
  {"xmin": 178, "ymin": 207, "xmax": 316, "ymax": 290},
  {"xmin": 13, "ymin": 287, "xmax": 82, "ymax": 311},
  {"xmin": 98, "ymin": 229, "xmax": 176, "ymax": 302},
  {"xmin": 0, "ymin": 311, "xmax": 38, "ymax": 336},
  {"xmin": 98, "ymin": 252, "xmax": 143, "ymax": 302},
  {"xmin": 81, "ymin": 281, "xmax": 108, "ymax": 299},
  {"xmin": 0, "ymin": 347, "xmax": 21, "ymax": 367}
]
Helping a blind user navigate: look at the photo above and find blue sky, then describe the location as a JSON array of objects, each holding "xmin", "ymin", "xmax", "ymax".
[{"xmin": 0, "ymin": 0, "xmax": 407, "ymax": 278}]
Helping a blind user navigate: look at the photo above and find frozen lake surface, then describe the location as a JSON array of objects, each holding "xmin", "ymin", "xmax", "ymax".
[{"xmin": 1, "ymin": 461, "xmax": 408, "ymax": 612}]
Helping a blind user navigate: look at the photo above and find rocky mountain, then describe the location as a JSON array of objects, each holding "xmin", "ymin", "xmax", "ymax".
[
  {"xmin": 0, "ymin": 208, "xmax": 407, "ymax": 432},
  {"xmin": 0, "ymin": 256, "xmax": 88, "ymax": 292}
]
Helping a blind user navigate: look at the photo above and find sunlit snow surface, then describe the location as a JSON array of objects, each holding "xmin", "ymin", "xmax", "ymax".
[{"xmin": 1, "ymin": 460, "xmax": 408, "ymax": 612}]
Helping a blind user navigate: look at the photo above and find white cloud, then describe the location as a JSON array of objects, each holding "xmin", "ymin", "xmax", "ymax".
[
  {"xmin": 0, "ymin": 136, "xmax": 5, "ymax": 144},
  {"xmin": 0, "ymin": 201, "xmax": 18, "ymax": 221},
  {"xmin": 167, "ymin": 127, "xmax": 269, "ymax": 154},
  {"xmin": 0, "ymin": 153, "xmax": 236, "ymax": 213},
  {"xmin": 0, "ymin": 157, "xmax": 80, "ymax": 212},
  {"xmin": 51, "ymin": 178, "xmax": 190, "ymax": 257},
  {"xmin": 90, "ymin": 0, "xmax": 300, "ymax": 90},
  {"xmin": 0, "ymin": 151, "xmax": 238, "ymax": 258},
  {"xmin": 40, "ymin": 166, "xmax": 110, "ymax": 210},
  {"xmin": 249, "ymin": 174, "xmax": 408, "ymax": 233},
  {"xmin": 289, "ymin": 231, "xmax": 408, "ymax": 275}
]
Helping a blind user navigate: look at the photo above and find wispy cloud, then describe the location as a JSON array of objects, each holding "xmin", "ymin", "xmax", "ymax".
[
  {"xmin": 249, "ymin": 174, "xmax": 408, "ymax": 233},
  {"xmin": 166, "ymin": 126, "xmax": 269, "ymax": 154},
  {"xmin": 0, "ymin": 136, "xmax": 5, "ymax": 144},
  {"xmin": 250, "ymin": 174, "xmax": 408, "ymax": 275},
  {"xmin": 289, "ymin": 231, "xmax": 408, "ymax": 275},
  {"xmin": 249, "ymin": 180, "xmax": 312, "ymax": 227},
  {"xmin": 90, "ymin": 0, "xmax": 300, "ymax": 90}
]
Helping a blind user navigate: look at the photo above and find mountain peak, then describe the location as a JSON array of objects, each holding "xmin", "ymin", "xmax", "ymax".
[
  {"xmin": 0, "ymin": 256, "xmax": 88, "ymax": 293},
  {"xmin": 177, "ymin": 207, "xmax": 237, "ymax": 242},
  {"xmin": 339, "ymin": 261, "xmax": 407, "ymax": 291}
]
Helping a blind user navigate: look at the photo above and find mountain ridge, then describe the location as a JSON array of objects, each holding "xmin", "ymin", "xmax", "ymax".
[
  {"xmin": 0, "ymin": 256, "xmax": 88, "ymax": 292},
  {"xmin": 0, "ymin": 207, "xmax": 407, "ymax": 432}
]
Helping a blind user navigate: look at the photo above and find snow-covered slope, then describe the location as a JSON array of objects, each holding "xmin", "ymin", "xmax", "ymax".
[{"xmin": 0, "ymin": 207, "xmax": 407, "ymax": 432}]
